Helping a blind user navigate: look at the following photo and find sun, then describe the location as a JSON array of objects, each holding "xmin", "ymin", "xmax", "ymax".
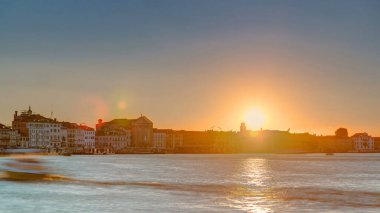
[{"xmin": 244, "ymin": 108, "xmax": 266, "ymax": 130}]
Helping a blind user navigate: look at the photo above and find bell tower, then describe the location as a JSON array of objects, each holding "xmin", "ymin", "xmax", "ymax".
[
  {"xmin": 27, "ymin": 105, "xmax": 32, "ymax": 115},
  {"xmin": 240, "ymin": 122, "xmax": 247, "ymax": 133}
]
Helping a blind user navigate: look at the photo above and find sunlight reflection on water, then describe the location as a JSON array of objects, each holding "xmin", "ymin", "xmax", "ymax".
[
  {"xmin": 225, "ymin": 158, "xmax": 274, "ymax": 212},
  {"xmin": 242, "ymin": 158, "xmax": 271, "ymax": 187}
]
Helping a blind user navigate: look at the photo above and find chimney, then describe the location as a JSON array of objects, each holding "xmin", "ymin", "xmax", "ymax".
[
  {"xmin": 98, "ymin": 119, "xmax": 103, "ymax": 124},
  {"xmin": 14, "ymin": 111, "xmax": 18, "ymax": 118}
]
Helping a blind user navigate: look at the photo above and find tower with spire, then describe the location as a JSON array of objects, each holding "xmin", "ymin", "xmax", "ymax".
[{"xmin": 27, "ymin": 105, "xmax": 32, "ymax": 115}]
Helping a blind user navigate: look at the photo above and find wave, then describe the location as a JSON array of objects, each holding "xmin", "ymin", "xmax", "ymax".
[
  {"xmin": 1, "ymin": 175, "xmax": 379, "ymax": 208},
  {"xmin": 275, "ymin": 186, "xmax": 380, "ymax": 208}
]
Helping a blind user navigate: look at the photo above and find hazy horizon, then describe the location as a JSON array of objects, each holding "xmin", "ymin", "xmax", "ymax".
[{"xmin": 1, "ymin": 0, "xmax": 380, "ymax": 135}]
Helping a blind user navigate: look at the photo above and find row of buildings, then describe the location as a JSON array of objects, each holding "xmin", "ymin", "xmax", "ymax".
[
  {"xmin": 2, "ymin": 107, "xmax": 96, "ymax": 153},
  {"xmin": 0, "ymin": 107, "xmax": 185, "ymax": 154},
  {"xmin": 238, "ymin": 124, "xmax": 379, "ymax": 153},
  {"xmin": 0, "ymin": 107, "xmax": 379, "ymax": 154}
]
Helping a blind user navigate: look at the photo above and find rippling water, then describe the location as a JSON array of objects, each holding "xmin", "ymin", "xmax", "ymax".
[{"xmin": 0, "ymin": 154, "xmax": 379, "ymax": 212}]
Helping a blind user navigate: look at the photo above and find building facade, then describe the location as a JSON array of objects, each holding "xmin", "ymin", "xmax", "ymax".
[
  {"xmin": 153, "ymin": 130, "xmax": 167, "ymax": 152},
  {"xmin": 96, "ymin": 115, "xmax": 153, "ymax": 153},
  {"xmin": 131, "ymin": 116, "xmax": 153, "ymax": 148},
  {"xmin": 28, "ymin": 122, "xmax": 62, "ymax": 149},
  {"xmin": 352, "ymin": 133, "xmax": 375, "ymax": 152},
  {"xmin": 61, "ymin": 122, "xmax": 95, "ymax": 153},
  {"xmin": 12, "ymin": 107, "xmax": 63, "ymax": 149},
  {"xmin": 0, "ymin": 124, "xmax": 20, "ymax": 148},
  {"xmin": 81, "ymin": 125, "xmax": 96, "ymax": 150}
]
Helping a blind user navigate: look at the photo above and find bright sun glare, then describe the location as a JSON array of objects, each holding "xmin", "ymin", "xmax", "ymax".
[{"xmin": 244, "ymin": 108, "xmax": 266, "ymax": 130}]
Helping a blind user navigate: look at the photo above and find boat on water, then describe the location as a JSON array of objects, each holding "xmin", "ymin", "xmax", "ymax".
[
  {"xmin": 61, "ymin": 151, "xmax": 72, "ymax": 156},
  {"xmin": 1, "ymin": 158, "xmax": 51, "ymax": 181},
  {"xmin": 325, "ymin": 153, "xmax": 334, "ymax": 156}
]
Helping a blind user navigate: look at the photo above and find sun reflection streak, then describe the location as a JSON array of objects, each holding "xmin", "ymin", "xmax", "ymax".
[
  {"xmin": 242, "ymin": 159, "xmax": 271, "ymax": 187},
  {"xmin": 226, "ymin": 158, "xmax": 275, "ymax": 213}
]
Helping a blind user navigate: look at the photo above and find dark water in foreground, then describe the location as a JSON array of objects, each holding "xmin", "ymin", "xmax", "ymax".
[{"xmin": 0, "ymin": 154, "xmax": 379, "ymax": 212}]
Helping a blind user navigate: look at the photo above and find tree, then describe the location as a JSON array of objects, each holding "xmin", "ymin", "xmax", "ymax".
[{"xmin": 335, "ymin": 128, "xmax": 348, "ymax": 138}]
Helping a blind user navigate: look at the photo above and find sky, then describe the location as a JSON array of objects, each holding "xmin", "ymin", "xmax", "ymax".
[{"xmin": 1, "ymin": 0, "xmax": 380, "ymax": 135}]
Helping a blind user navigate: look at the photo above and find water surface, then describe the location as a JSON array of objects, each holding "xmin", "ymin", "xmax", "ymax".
[{"xmin": 0, "ymin": 154, "xmax": 379, "ymax": 212}]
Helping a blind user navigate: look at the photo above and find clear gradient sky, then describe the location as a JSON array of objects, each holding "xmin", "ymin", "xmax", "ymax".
[{"xmin": 1, "ymin": 0, "xmax": 379, "ymax": 135}]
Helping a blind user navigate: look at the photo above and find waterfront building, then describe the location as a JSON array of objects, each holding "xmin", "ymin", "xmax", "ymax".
[
  {"xmin": 60, "ymin": 126, "xmax": 68, "ymax": 148},
  {"xmin": 256, "ymin": 130, "xmax": 318, "ymax": 153},
  {"xmin": 12, "ymin": 106, "xmax": 51, "ymax": 137},
  {"xmin": 61, "ymin": 122, "xmax": 95, "ymax": 153},
  {"xmin": 212, "ymin": 131, "xmax": 239, "ymax": 153},
  {"xmin": 20, "ymin": 136, "xmax": 29, "ymax": 148},
  {"xmin": 155, "ymin": 129, "xmax": 238, "ymax": 154},
  {"xmin": 352, "ymin": 133, "xmax": 375, "ymax": 152},
  {"xmin": 0, "ymin": 124, "xmax": 21, "ymax": 148},
  {"xmin": 165, "ymin": 130, "xmax": 183, "ymax": 149},
  {"xmin": 153, "ymin": 131, "xmax": 166, "ymax": 151},
  {"xmin": 152, "ymin": 129, "xmax": 184, "ymax": 151},
  {"xmin": 96, "ymin": 128, "xmax": 131, "ymax": 153},
  {"xmin": 27, "ymin": 122, "xmax": 51, "ymax": 148},
  {"xmin": 317, "ymin": 136, "xmax": 353, "ymax": 153},
  {"xmin": 171, "ymin": 131, "xmax": 184, "ymax": 149},
  {"xmin": 375, "ymin": 137, "xmax": 380, "ymax": 151},
  {"xmin": 61, "ymin": 122, "xmax": 77, "ymax": 150},
  {"xmin": 173, "ymin": 130, "xmax": 219, "ymax": 153},
  {"xmin": 79, "ymin": 124, "xmax": 96, "ymax": 152},
  {"xmin": 317, "ymin": 128, "xmax": 353, "ymax": 153},
  {"xmin": 12, "ymin": 106, "xmax": 67, "ymax": 150},
  {"xmin": 28, "ymin": 121, "xmax": 62, "ymax": 149},
  {"xmin": 131, "ymin": 116, "xmax": 153, "ymax": 148},
  {"xmin": 95, "ymin": 115, "xmax": 153, "ymax": 153}
]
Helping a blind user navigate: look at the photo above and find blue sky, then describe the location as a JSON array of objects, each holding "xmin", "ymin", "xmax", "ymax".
[{"xmin": 1, "ymin": 0, "xmax": 379, "ymax": 135}]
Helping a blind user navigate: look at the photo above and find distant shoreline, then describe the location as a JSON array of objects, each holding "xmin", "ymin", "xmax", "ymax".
[{"xmin": 1, "ymin": 149, "xmax": 380, "ymax": 157}]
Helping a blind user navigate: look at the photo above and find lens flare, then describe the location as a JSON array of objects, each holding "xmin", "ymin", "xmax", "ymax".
[{"xmin": 117, "ymin": 100, "xmax": 127, "ymax": 110}]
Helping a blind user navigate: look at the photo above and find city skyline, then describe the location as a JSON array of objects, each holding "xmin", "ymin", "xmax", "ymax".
[
  {"xmin": 0, "ymin": 105, "xmax": 377, "ymax": 137},
  {"xmin": 1, "ymin": 0, "xmax": 380, "ymax": 135}
]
